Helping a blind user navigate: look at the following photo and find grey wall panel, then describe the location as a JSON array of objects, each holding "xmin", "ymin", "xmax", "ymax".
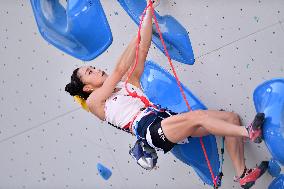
[{"xmin": 0, "ymin": 0, "xmax": 283, "ymax": 189}]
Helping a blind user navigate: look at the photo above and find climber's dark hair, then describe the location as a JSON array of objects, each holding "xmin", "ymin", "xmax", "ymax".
[{"xmin": 65, "ymin": 68, "xmax": 90, "ymax": 100}]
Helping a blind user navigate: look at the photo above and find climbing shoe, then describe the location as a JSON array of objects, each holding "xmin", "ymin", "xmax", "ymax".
[
  {"xmin": 246, "ymin": 113, "xmax": 265, "ymax": 143},
  {"xmin": 237, "ymin": 161, "xmax": 268, "ymax": 189}
]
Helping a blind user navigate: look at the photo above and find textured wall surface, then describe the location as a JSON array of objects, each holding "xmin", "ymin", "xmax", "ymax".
[{"xmin": 0, "ymin": 0, "xmax": 283, "ymax": 189}]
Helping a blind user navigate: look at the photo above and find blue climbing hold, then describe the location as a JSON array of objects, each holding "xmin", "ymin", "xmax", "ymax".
[
  {"xmin": 140, "ymin": 61, "xmax": 220, "ymax": 186},
  {"xmin": 268, "ymin": 159, "xmax": 281, "ymax": 178},
  {"xmin": 30, "ymin": 0, "xmax": 112, "ymax": 61},
  {"xmin": 269, "ymin": 174, "xmax": 284, "ymax": 189},
  {"xmin": 118, "ymin": 0, "xmax": 195, "ymax": 65},
  {"xmin": 253, "ymin": 78, "xmax": 284, "ymax": 165},
  {"xmin": 97, "ymin": 163, "xmax": 112, "ymax": 180}
]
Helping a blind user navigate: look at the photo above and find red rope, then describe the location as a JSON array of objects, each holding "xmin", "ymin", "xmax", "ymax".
[
  {"xmin": 125, "ymin": 2, "xmax": 217, "ymax": 187},
  {"xmin": 124, "ymin": 2, "xmax": 156, "ymax": 109}
]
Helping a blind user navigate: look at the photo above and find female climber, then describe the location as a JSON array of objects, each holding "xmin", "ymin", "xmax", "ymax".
[{"xmin": 65, "ymin": 1, "xmax": 267, "ymax": 188}]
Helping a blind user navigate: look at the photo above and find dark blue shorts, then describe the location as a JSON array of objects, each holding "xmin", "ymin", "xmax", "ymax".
[{"xmin": 136, "ymin": 109, "xmax": 177, "ymax": 153}]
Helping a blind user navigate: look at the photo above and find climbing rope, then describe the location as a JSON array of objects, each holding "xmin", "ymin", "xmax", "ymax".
[
  {"xmin": 124, "ymin": 1, "xmax": 218, "ymax": 187},
  {"xmin": 124, "ymin": 1, "xmax": 157, "ymax": 110}
]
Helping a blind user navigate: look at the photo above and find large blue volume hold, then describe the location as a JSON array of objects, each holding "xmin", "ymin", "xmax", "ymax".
[
  {"xmin": 118, "ymin": 0, "xmax": 195, "ymax": 65},
  {"xmin": 30, "ymin": 0, "xmax": 113, "ymax": 61},
  {"xmin": 140, "ymin": 61, "xmax": 220, "ymax": 186},
  {"xmin": 253, "ymin": 78, "xmax": 284, "ymax": 165}
]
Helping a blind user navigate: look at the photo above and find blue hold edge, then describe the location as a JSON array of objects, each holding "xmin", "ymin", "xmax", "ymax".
[
  {"xmin": 253, "ymin": 78, "xmax": 284, "ymax": 166},
  {"xmin": 30, "ymin": 0, "xmax": 113, "ymax": 61},
  {"xmin": 140, "ymin": 61, "xmax": 220, "ymax": 186},
  {"xmin": 118, "ymin": 0, "xmax": 195, "ymax": 65},
  {"xmin": 268, "ymin": 174, "xmax": 284, "ymax": 189},
  {"xmin": 268, "ymin": 159, "xmax": 281, "ymax": 178}
]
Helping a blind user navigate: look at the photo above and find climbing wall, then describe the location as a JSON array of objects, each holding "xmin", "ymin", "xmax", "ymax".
[{"xmin": 0, "ymin": 0, "xmax": 283, "ymax": 188}]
